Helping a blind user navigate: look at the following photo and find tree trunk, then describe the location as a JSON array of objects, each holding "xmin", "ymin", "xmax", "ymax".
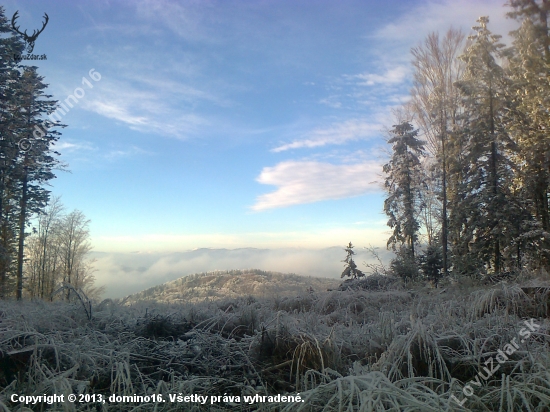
[
  {"xmin": 406, "ymin": 166, "xmax": 415, "ymax": 258},
  {"xmin": 0, "ymin": 176, "xmax": 5, "ymax": 299},
  {"xmin": 16, "ymin": 167, "xmax": 28, "ymax": 300},
  {"xmin": 489, "ymin": 81, "xmax": 500, "ymax": 272},
  {"xmin": 540, "ymin": 0, "xmax": 550, "ymax": 61},
  {"xmin": 441, "ymin": 113, "xmax": 448, "ymax": 277}
]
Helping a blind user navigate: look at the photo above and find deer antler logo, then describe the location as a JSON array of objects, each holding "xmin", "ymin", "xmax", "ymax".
[{"xmin": 11, "ymin": 11, "xmax": 49, "ymax": 54}]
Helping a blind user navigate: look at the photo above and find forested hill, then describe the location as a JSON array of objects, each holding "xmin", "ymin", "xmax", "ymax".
[{"xmin": 121, "ymin": 269, "xmax": 340, "ymax": 304}]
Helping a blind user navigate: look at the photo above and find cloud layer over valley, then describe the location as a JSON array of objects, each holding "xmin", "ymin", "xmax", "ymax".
[{"xmin": 93, "ymin": 246, "xmax": 394, "ymax": 298}]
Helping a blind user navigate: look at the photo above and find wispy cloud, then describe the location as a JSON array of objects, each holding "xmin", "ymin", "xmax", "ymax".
[
  {"xmin": 86, "ymin": 100, "xmax": 148, "ymax": 126},
  {"xmin": 59, "ymin": 16, "xmax": 225, "ymax": 141},
  {"xmin": 82, "ymin": 79, "xmax": 208, "ymax": 139},
  {"xmin": 134, "ymin": 0, "xmax": 216, "ymax": 43},
  {"xmin": 272, "ymin": 119, "xmax": 381, "ymax": 152},
  {"xmin": 54, "ymin": 141, "xmax": 95, "ymax": 152},
  {"xmin": 126, "ymin": 74, "xmax": 227, "ymax": 107},
  {"xmin": 352, "ymin": 66, "xmax": 408, "ymax": 87},
  {"xmin": 252, "ymin": 160, "xmax": 382, "ymax": 211},
  {"xmin": 318, "ymin": 0, "xmax": 516, "ymax": 116},
  {"xmin": 105, "ymin": 145, "xmax": 152, "ymax": 160},
  {"xmin": 317, "ymin": 66, "xmax": 410, "ymax": 116},
  {"xmin": 318, "ymin": 96, "xmax": 342, "ymax": 109}
]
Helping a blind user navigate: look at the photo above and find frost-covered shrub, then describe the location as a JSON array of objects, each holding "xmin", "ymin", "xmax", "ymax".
[
  {"xmin": 338, "ymin": 274, "xmax": 401, "ymax": 292},
  {"xmin": 418, "ymin": 244, "xmax": 443, "ymax": 285},
  {"xmin": 389, "ymin": 246, "xmax": 419, "ymax": 282}
]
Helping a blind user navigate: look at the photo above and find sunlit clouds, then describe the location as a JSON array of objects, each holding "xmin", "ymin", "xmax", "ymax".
[
  {"xmin": 252, "ymin": 160, "xmax": 382, "ymax": 211},
  {"xmin": 353, "ymin": 67, "xmax": 409, "ymax": 87},
  {"xmin": 272, "ymin": 119, "xmax": 381, "ymax": 152}
]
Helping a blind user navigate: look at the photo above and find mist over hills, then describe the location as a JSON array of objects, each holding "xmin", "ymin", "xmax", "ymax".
[
  {"xmin": 92, "ymin": 246, "xmax": 392, "ymax": 298},
  {"xmin": 121, "ymin": 269, "xmax": 340, "ymax": 305}
]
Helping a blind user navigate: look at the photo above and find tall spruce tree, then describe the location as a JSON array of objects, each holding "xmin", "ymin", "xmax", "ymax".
[
  {"xmin": 0, "ymin": 6, "xmax": 26, "ymax": 297},
  {"xmin": 507, "ymin": 0, "xmax": 550, "ymax": 61},
  {"xmin": 12, "ymin": 67, "xmax": 63, "ymax": 299},
  {"xmin": 455, "ymin": 17, "xmax": 515, "ymax": 273},
  {"xmin": 383, "ymin": 122, "xmax": 426, "ymax": 259},
  {"xmin": 504, "ymin": 17, "xmax": 550, "ymax": 268}
]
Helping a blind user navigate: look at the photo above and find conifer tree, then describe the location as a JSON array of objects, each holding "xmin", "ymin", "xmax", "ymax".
[
  {"xmin": 0, "ymin": 6, "xmax": 26, "ymax": 297},
  {"xmin": 341, "ymin": 242, "xmax": 365, "ymax": 279},
  {"xmin": 383, "ymin": 122, "xmax": 426, "ymax": 259},
  {"xmin": 386, "ymin": 3, "xmax": 550, "ymax": 277},
  {"xmin": 455, "ymin": 17, "xmax": 516, "ymax": 273},
  {"xmin": 419, "ymin": 242, "xmax": 443, "ymax": 285},
  {"xmin": 12, "ymin": 67, "xmax": 64, "ymax": 299},
  {"xmin": 507, "ymin": 0, "xmax": 550, "ymax": 60},
  {"xmin": 504, "ymin": 16, "xmax": 550, "ymax": 269},
  {"xmin": 0, "ymin": 6, "xmax": 72, "ymax": 299}
]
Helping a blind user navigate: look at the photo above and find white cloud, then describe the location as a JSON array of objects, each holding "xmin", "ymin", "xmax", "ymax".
[
  {"xmin": 54, "ymin": 141, "xmax": 95, "ymax": 152},
  {"xmin": 82, "ymin": 79, "xmax": 208, "ymax": 139},
  {"xmin": 353, "ymin": 66, "xmax": 408, "ymax": 87},
  {"xmin": 319, "ymin": 96, "xmax": 342, "ymax": 109},
  {"xmin": 126, "ymin": 74, "xmax": 227, "ymax": 107},
  {"xmin": 86, "ymin": 100, "xmax": 148, "ymax": 126},
  {"xmin": 272, "ymin": 119, "xmax": 381, "ymax": 152},
  {"xmin": 252, "ymin": 160, "xmax": 382, "ymax": 211}
]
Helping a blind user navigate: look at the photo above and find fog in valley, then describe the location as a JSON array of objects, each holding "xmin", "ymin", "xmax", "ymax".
[{"xmin": 93, "ymin": 246, "xmax": 393, "ymax": 298}]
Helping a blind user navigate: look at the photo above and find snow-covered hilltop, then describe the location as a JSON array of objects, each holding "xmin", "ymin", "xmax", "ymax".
[{"xmin": 121, "ymin": 269, "xmax": 339, "ymax": 305}]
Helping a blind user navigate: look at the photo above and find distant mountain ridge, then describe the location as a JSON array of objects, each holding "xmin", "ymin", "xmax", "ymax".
[{"xmin": 121, "ymin": 269, "xmax": 340, "ymax": 304}]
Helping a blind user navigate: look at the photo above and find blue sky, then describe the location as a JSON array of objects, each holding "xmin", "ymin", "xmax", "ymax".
[{"xmin": 4, "ymin": 0, "xmax": 520, "ymax": 296}]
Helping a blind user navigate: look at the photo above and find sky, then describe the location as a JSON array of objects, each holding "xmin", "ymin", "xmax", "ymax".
[{"xmin": 2, "ymin": 0, "xmax": 520, "ymax": 297}]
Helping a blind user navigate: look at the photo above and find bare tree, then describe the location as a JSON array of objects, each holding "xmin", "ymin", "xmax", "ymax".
[
  {"xmin": 58, "ymin": 210, "xmax": 92, "ymax": 299},
  {"xmin": 26, "ymin": 196, "xmax": 63, "ymax": 298},
  {"xmin": 408, "ymin": 28, "xmax": 467, "ymax": 277},
  {"xmin": 25, "ymin": 206, "xmax": 102, "ymax": 300}
]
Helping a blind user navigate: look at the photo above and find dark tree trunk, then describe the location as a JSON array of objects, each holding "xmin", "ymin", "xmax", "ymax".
[
  {"xmin": 489, "ymin": 81, "xmax": 500, "ymax": 272},
  {"xmin": 16, "ymin": 167, "xmax": 28, "ymax": 300},
  {"xmin": 441, "ymin": 113, "xmax": 448, "ymax": 277},
  {"xmin": 0, "ymin": 176, "xmax": 5, "ymax": 299}
]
